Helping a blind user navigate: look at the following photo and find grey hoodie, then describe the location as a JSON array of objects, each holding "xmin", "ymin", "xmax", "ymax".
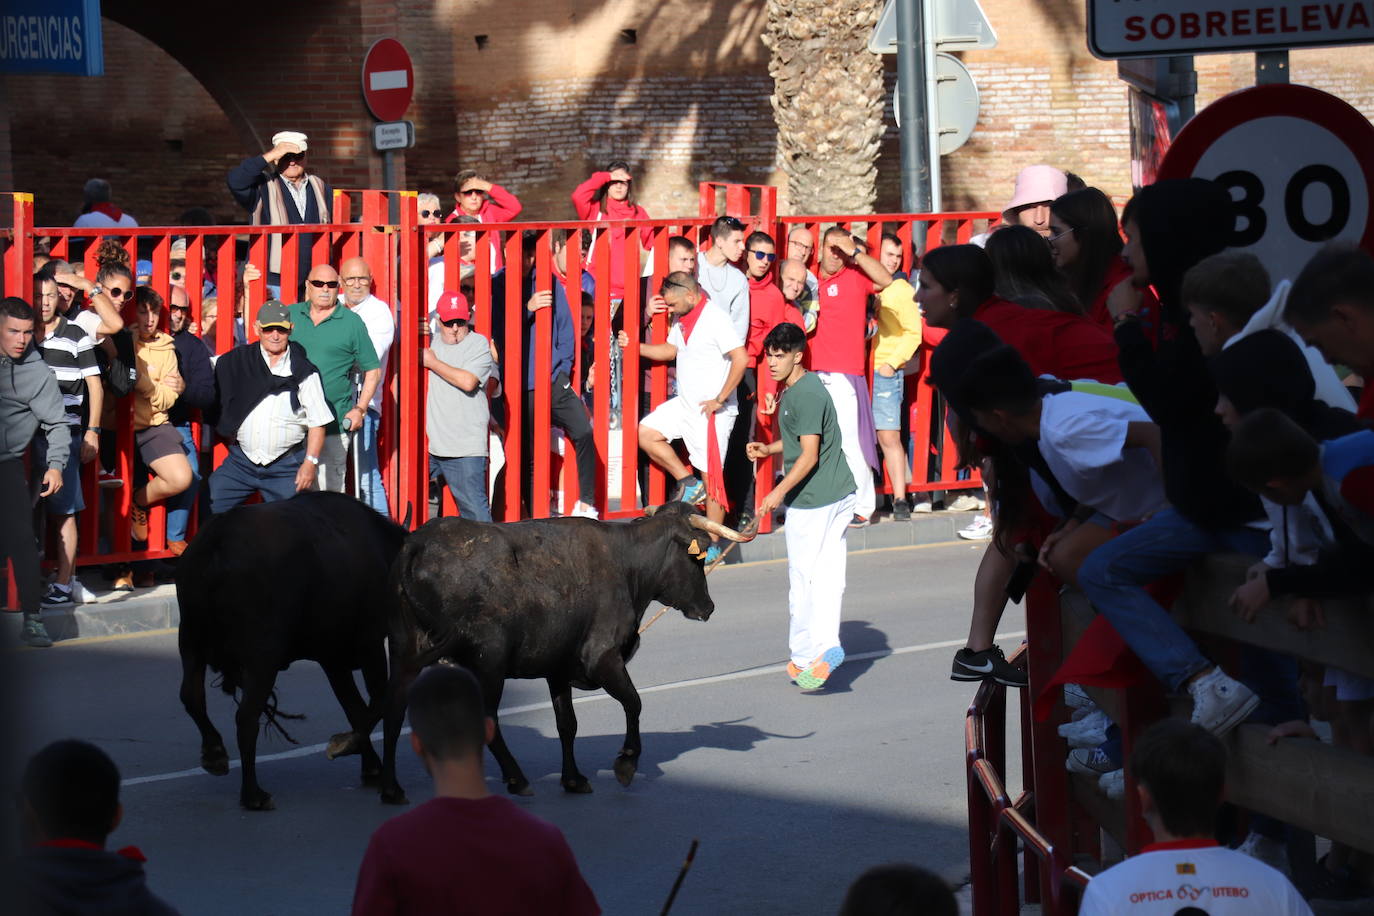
[{"xmin": 1, "ymin": 345, "xmax": 69, "ymax": 468}]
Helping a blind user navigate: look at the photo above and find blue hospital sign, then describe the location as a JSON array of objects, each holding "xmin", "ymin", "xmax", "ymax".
[{"xmin": 0, "ymin": 0, "xmax": 103, "ymax": 77}]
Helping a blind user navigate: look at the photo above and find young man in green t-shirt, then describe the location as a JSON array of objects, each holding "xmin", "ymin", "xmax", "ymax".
[{"xmin": 747, "ymin": 322, "xmax": 857, "ymax": 689}]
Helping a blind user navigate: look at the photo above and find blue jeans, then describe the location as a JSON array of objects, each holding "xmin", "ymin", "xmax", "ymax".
[
  {"xmin": 357, "ymin": 409, "xmax": 391, "ymax": 517},
  {"xmin": 430, "ymin": 455, "xmax": 491, "ymax": 522},
  {"xmin": 1076, "ymin": 508, "xmax": 1269, "ymax": 691},
  {"xmin": 210, "ymin": 444, "xmax": 303, "ymax": 514},
  {"xmin": 164, "ymin": 424, "xmax": 201, "ymax": 542}
]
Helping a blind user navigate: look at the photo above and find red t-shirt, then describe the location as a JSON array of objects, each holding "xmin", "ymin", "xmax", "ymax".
[
  {"xmin": 973, "ymin": 297, "xmax": 1122, "ymax": 384},
  {"xmin": 351, "ymin": 796, "xmax": 601, "ymax": 916},
  {"xmin": 810, "ymin": 264, "xmax": 874, "ymax": 375},
  {"xmin": 746, "ymin": 276, "xmax": 803, "ymax": 360}
]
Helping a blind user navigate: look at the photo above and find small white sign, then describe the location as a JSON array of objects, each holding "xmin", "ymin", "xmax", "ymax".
[
  {"xmin": 368, "ymin": 69, "xmax": 409, "ymax": 91},
  {"xmin": 1089, "ymin": 0, "xmax": 1374, "ymax": 60},
  {"xmin": 373, "ymin": 120, "xmax": 414, "ymax": 152}
]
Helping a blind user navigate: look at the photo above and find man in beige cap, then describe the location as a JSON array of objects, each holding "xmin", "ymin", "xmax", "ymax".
[{"xmin": 226, "ymin": 131, "xmax": 332, "ymax": 298}]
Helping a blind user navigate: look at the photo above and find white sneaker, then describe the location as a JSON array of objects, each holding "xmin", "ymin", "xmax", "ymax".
[
  {"xmin": 1063, "ymin": 683, "xmax": 1094, "ymax": 710},
  {"xmin": 957, "ymin": 516, "xmax": 993, "ymax": 540},
  {"xmin": 1188, "ymin": 667, "xmax": 1259, "ymax": 736},
  {"xmin": 947, "ymin": 493, "xmax": 984, "ymax": 512},
  {"xmin": 70, "ymin": 575, "xmax": 98, "ymax": 605},
  {"xmin": 912, "ymin": 500, "xmax": 933, "ymax": 514},
  {"xmin": 1058, "ymin": 709, "xmax": 1110, "ymax": 748},
  {"xmin": 1099, "ymin": 769, "xmax": 1125, "ymax": 800},
  {"xmin": 569, "ymin": 502, "xmax": 600, "ymax": 520},
  {"xmin": 1066, "ymin": 746, "xmax": 1118, "ymax": 775},
  {"xmin": 1236, "ymin": 830, "xmax": 1290, "ymax": 876}
]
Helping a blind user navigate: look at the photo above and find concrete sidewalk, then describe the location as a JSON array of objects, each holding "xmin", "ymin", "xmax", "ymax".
[{"xmin": 9, "ymin": 509, "xmax": 985, "ymax": 644}]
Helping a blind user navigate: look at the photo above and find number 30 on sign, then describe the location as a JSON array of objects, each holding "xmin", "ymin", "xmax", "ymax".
[{"xmin": 1158, "ymin": 84, "xmax": 1374, "ymax": 283}]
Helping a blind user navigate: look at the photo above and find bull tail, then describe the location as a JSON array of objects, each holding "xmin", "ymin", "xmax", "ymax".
[{"xmin": 210, "ymin": 675, "xmax": 306, "ymax": 745}]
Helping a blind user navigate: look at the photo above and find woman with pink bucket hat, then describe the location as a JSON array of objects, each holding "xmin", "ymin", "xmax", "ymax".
[{"xmin": 972, "ymin": 165, "xmax": 1072, "ymax": 246}]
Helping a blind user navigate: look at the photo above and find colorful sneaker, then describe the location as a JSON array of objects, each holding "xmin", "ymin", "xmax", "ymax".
[
  {"xmin": 786, "ymin": 661, "xmax": 803, "ymax": 682},
  {"xmin": 40, "ymin": 583, "xmax": 74, "ymax": 610},
  {"xmin": 847, "ymin": 514, "xmax": 870, "ymax": 529},
  {"xmin": 951, "ymin": 645, "xmax": 1027, "ymax": 688},
  {"xmin": 673, "ymin": 476, "xmax": 706, "ymax": 508},
  {"xmin": 20, "ymin": 614, "xmax": 53, "ymax": 648},
  {"xmin": 130, "ymin": 502, "xmax": 150, "ymax": 543},
  {"xmin": 796, "ymin": 646, "xmax": 845, "ymax": 690},
  {"xmin": 702, "ymin": 543, "xmax": 725, "ymax": 567}
]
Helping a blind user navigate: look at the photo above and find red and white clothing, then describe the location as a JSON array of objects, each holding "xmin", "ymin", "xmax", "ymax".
[
  {"xmin": 1078, "ymin": 839, "xmax": 1310, "ymax": 916},
  {"xmin": 810, "ymin": 264, "xmax": 874, "ymax": 376},
  {"xmin": 74, "ymin": 203, "xmax": 138, "ymax": 228},
  {"xmin": 641, "ymin": 300, "xmax": 743, "ymax": 487},
  {"xmin": 445, "ymin": 184, "xmax": 522, "ymax": 272}
]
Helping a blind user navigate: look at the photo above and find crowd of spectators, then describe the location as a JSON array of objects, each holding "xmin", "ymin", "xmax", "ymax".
[{"xmin": 4, "ymin": 143, "xmax": 1374, "ymax": 907}]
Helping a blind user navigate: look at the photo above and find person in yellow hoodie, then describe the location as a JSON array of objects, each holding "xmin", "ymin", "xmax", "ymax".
[
  {"xmin": 129, "ymin": 287, "xmax": 191, "ymax": 549},
  {"xmin": 872, "ymin": 233, "xmax": 923, "ymax": 520}
]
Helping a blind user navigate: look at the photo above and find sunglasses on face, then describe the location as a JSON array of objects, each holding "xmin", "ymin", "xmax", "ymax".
[
  {"xmin": 608, "ymin": 179, "xmax": 631, "ymax": 187},
  {"xmin": 169, "ymin": 305, "xmax": 190, "ymax": 313},
  {"xmin": 441, "ymin": 318, "xmax": 466, "ymax": 328},
  {"xmin": 106, "ymin": 287, "xmax": 132, "ymax": 301},
  {"xmin": 308, "ymin": 279, "xmax": 340, "ymax": 289},
  {"xmin": 260, "ymin": 326, "xmax": 290, "ymax": 335},
  {"xmin": 419, "ymin": 210, "xmax": 439, "ymax": 218},
  {"xmin": 748, "ymin": 250, "xmax": 777, "ymax": 262},
  {"xmin": 280, "ymin": 154, "xmax": 306, "ymax": 165},
  {"xmin": 460, "ymin": 188, "xmax": 484, "ymax": 196}
]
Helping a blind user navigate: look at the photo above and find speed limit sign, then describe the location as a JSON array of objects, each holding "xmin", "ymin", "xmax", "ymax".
[{"xmin": 1158, "ymin": 84, "xmax": 1374, "ymax": 283}]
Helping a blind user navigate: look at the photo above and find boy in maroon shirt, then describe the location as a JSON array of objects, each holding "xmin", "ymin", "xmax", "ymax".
[{"xmin": 352, "ymin": 666, "xmax": 600, "ymax": 916}]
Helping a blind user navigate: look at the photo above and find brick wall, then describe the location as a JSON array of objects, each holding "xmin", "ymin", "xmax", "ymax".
[{"xmin": 4, "ymin": 0, "xmax": 1374, "ymax": 229}]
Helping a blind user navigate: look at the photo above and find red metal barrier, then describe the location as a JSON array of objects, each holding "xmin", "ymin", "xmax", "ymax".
[{"xmin": 4, "ymin": 188, "xmax": 999, "ymax": 605}]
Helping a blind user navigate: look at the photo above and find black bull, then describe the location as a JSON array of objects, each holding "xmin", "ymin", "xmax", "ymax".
[
  {"xmin": 175, "ymin": 492, "xmax": 408, "ymax": 810},
  {"xmin": 377, "ymin": 502, "xmax": 751, "ymax": 804}
]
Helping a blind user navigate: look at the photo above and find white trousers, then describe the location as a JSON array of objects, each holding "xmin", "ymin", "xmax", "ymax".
[
  {"xmin": 784, "ymin": 492, "xmax": 856, "ymax": 668},
  {"xmin": 313, "ymin": 429, "xmax": 352, "ymax": 493},
  {"xmin": 818, "ymin": 372, "xmax": 875, "ymax": 519}
]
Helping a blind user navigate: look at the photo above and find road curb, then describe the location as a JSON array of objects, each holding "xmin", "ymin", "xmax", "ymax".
[{"xmin": 28, "ymin": 511, "xmax": 985, "ymax": 643}]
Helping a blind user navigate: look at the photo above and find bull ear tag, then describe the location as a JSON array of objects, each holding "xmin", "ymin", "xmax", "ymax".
[{"xmin": 687, "ymin": 538, "xmax": 702, "ymax": 557}]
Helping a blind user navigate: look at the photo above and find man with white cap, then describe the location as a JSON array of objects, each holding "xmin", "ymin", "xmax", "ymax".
[{"xmin": 226, "ymin": 131, "xmax": 331, "ymax": 296}]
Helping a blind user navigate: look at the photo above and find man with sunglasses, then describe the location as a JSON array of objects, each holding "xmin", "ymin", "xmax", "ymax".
[
  {"xmin": 227, "ymin": 131, "xmax": 331, "ymax": 295},
  {"xmin": 424, "ymin": 291, "xmax": 495, "ymax": 522},
  {"xmin": 208, "ymin": 301, "xmax": 333, "ymax": 513},
  {"xmin": 288, "ymin": 265, "xmax": 382, "ymax": 494}
]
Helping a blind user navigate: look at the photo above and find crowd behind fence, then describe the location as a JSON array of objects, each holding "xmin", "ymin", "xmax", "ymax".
[{"xmin": 1, "ymin": 188, "xmax": 994, "ymax": 592}]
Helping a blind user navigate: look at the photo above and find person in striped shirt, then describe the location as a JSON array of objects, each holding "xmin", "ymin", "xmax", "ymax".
[{"xmin": 33, "ymin": 275, "xmax": 103, "ymax": 609}]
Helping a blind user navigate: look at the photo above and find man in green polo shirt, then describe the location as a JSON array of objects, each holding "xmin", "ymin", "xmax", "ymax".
[
  {"xmin": 747, "ymin": 321, "xmax": 856, "ymax": 690},
  {"xmin": 287, "ymin": 263, "xmax": 381, "ymax": 493}
]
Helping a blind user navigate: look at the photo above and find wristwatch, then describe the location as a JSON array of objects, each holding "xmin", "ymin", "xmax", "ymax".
[{"xmin": 305, "ymin": 454, "xmax": 321, "ymax": 466}]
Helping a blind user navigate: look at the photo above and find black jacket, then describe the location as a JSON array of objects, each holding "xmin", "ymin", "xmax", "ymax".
[
  {"xmin": 168, "ymin": 328, "xmax": 216, "ymax": 426},
  {"xmin": 1117, "ymin": 179, "xmax": 1262, "ymax": 529},
  {"xmin": 15, "ymin": 845, "xmax": 179, "ymax": 915}
]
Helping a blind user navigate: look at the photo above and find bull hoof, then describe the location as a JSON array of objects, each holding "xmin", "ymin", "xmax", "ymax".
[
  {"xmin": 325, "ymin": 731, "xmax": 364, "ymax": 759},
  {"xmin": 241, "ymin": 790, "xmax": 275, "ymax": 811},
  {"xmin": 380, "ymin": 787, "xmax": 409, "ymax": 806},
  {"xmin": 201, "ymin": 747, "xmax": 230, "ymax": 776},
  {"xmin": 561, "ymin": 776, "xmax": 594, "ymax": 795},
  {"xmin": 506, "ymin": 778, "xmax": 534, "ymax": 797},
  {"xmin": 613, "ymin": 755, "xmax": 637, "ymax": 788}
]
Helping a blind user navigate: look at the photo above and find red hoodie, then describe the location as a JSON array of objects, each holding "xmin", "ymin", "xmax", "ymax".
[
  {"xmin": 571, "ymin": 172, "xmax": 653, "ymax": 301},
  {"xmin": 973, "ymin": 296, "xmax": 1123, "ymax": 384},
  {"xmin": 445, "ymin": 184, "xmax": 523, "ymax": 271},
  {"xmin": 745, "ymin": 275, "xmax": 803, "ymax": 361}
]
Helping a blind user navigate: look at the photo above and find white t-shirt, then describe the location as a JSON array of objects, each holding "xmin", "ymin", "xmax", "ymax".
[
  {"xmin": 667, "ymin": 303, "xmax": 744, "ymax": 413},
  {"xmin": 71, "ymin": 309, "xmax": 104, "ymax": 341},
  {"xmin": 343, "ymin": 294, "xmax": 396, "ymax": 414},
  {"xmin": 1079, "ymin": 842, "xmax": 1311, "ymax": 916},
  {"xmin": 1033, "ymin": 384, "xmax": 1166, "ymax": 523},
  {"xmin": 697, "ymin": 257, "xmax": 750, "ymax": 342}
]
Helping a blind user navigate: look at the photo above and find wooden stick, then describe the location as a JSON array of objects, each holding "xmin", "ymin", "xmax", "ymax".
[
  {"xmin": 659, "ymin": 838, "xmax": 699, "ymax": 915},
  {"xmin": 638, "ymin": 606, "xmax": 669, "ymax": 635}
]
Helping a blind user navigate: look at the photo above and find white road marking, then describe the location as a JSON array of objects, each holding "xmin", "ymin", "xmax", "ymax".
[{"xmin": 121, "ymin": 630, "xmax": 1026, "ymax": 787}]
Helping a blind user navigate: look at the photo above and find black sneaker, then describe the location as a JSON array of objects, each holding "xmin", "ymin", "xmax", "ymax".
[
  {"xmin": 951, "ymin": 646, "xmax": 1027, "ymax": 687},
  {"xmin": 892, "ymin": 501, "xmax": 912, "ymax": 521},
  {"xmin": 40, "ymin": 583, "xmax": 74, "ymax": 609},
  {"xmin": 20, "ymin": 614, "xmax": 53, "ymax": 648}
]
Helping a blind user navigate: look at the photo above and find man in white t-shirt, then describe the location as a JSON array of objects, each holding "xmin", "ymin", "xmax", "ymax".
[
  {"xmin": 73, "ymin": 179, "xmax": 139, "ymax": 229},
  {"xmin": 618, "ymin": 272, "xmax": 747, "ymax": 562},
  {"xmin": 339, "ymin": 256, "xmax": 396, "ymax": 516},
  {"xmin": 697, "ymin": 216, "xmax": 749, "ymax": 342},
  {"xmin": 956, "ymin": 344, "xmax": 1166, "ymax": 586},
  {"xmin": 1078, "ymin": 719, "xmax": 1310, "ymax": 916}
]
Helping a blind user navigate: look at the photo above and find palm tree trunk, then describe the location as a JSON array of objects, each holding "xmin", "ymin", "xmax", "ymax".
[{"xmin": 764, "ymin": 0, "xmax": 886, "ymax": 215}]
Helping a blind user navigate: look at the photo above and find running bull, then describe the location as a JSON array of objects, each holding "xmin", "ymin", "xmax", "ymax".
[
  {"xmin": 377, "ymin": 502, "xmax": 751, "ymax": 804},
  {"xmin": 176, "ymin": 492, "xmax": 408, "ymax": 810}
]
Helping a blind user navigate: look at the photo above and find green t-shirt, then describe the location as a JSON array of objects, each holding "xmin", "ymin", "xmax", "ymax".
[
  {"xmin": 287, "ymin": 301, "xmax": 381, "ymax": 431},
  {"xmin": 778, "ymin": 371, "xmax": 855, "ymax": 508}
]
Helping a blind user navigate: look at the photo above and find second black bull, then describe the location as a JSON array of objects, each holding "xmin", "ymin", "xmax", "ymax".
[{"xmin": 377, "ymin": 502, "xmax": 752, "ymax": 804}]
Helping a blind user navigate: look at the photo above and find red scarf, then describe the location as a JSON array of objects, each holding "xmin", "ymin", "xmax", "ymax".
[
  {"xmin": 90, "ymin": 202, "xmax": 124, "ymax": 222},
  {"xmin": 674, "ymin": 294, "xmax": 728, "ymax": 510},
  {"xmin": 41, "ymin": 838, "xmax": 147, "ymax": 862}
]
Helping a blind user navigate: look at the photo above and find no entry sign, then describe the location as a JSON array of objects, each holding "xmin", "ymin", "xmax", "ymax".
[
  {"xmin": 1158, "ymin": 83, "xmax": 1374, "ymax": 283},
  {"xmin": 361, "ymin": 38, "xmax": 414, "ymax": 123}
]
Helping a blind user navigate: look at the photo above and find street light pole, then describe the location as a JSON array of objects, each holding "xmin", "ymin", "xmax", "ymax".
[{"xmin": 895, "ymin": 0, "xmax": 931, "ymax": 214}]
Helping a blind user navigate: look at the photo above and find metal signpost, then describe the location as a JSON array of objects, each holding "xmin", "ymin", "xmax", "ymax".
[
  {"xmin": 361, "ymin": 38, "xmax": 416, "ymax": 223},
  {"xmin": 871, "ymin": 0, "xmax": 996, "ymax": 214}
]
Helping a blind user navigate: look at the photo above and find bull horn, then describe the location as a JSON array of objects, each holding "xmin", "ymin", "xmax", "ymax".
[{"xmin": 687, "ymin": 514, "xmax": 753, "ymax": 542}]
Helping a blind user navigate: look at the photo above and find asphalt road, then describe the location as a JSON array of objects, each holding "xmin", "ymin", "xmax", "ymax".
[{"xmin": 9, "ymin": 539, "xmax": 1024, "ymax": 915}]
